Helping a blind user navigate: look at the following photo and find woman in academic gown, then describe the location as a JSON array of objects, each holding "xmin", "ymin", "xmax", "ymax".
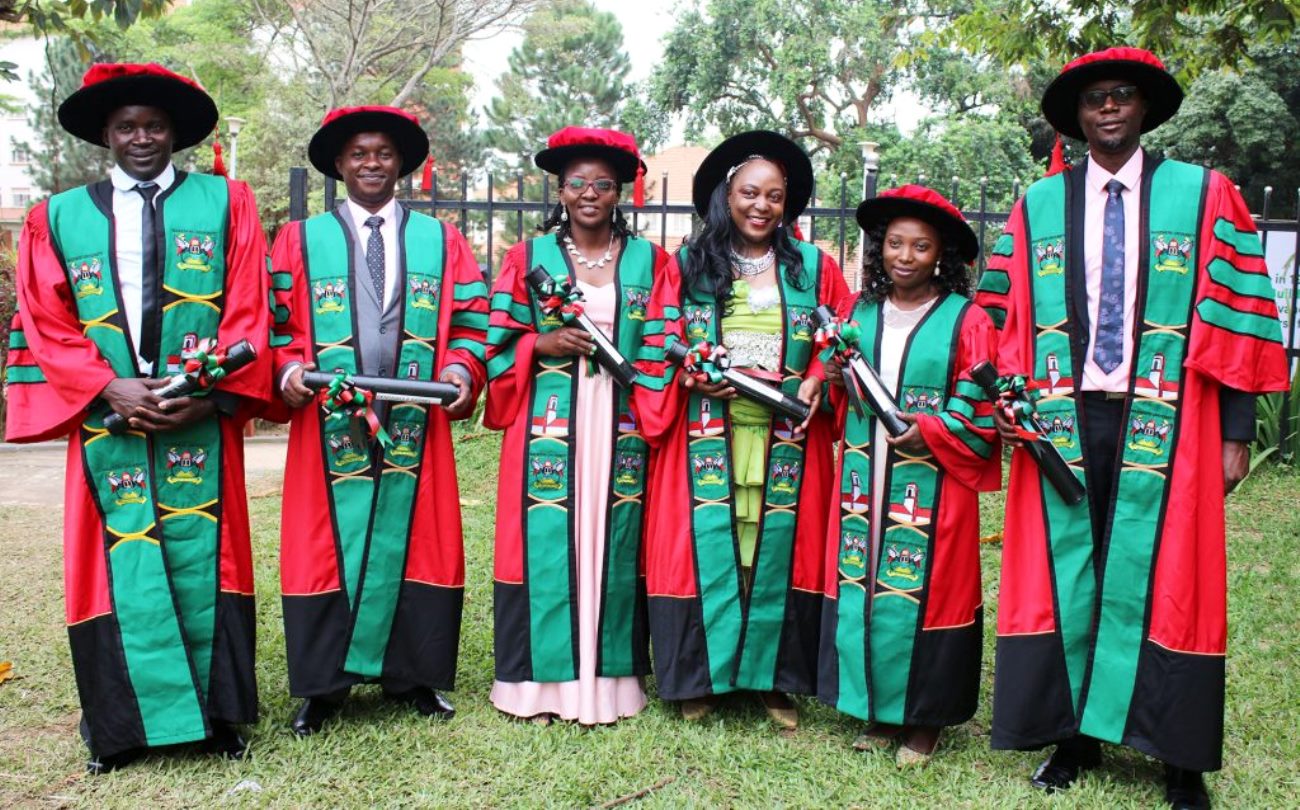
[
  {"xmin": 485, "ymin": 126, "xmax": 667, "ymax": 724},
  {"xmin": 636, "ymin": 130, "xmax": 849, "ymax": 729},
  {"xmin": 817, "ymin": 185, "xmax": 999, "ymax": 765}
]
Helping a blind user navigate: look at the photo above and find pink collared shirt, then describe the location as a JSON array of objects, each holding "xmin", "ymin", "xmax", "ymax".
[{"xmin": 1081, "ymin": 149, "xmax": 1143, "ymax": 392}]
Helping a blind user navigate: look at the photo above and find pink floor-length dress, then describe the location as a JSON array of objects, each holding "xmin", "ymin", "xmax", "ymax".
[{"xmin": 490, "ymin": 279, "xmax": 648, "ymax": 725}]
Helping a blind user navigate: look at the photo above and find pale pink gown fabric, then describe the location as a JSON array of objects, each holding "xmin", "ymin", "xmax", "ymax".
[{"xmin": 490, "ymin": 279, "xmax": 648, "ymax": 724}]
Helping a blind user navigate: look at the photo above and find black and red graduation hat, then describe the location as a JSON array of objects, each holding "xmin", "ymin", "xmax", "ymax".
[
  {"xmin": 534, "ymin": 126, "xmax": 648, "ymax": 206},
  {"xmin": 856, "ymin": 184, "xmax": 980, "ymax": 264},
  {"xmin": 57, "ymin": 62, "xmax": 218, "ymax": 150},
  {"xmin": 1040, "ymin": 46, "xmax": 1184, "ymax": 142},
  {"xmin": 308, "ymin": 105, "xmax": 430, "ymax": 180}
]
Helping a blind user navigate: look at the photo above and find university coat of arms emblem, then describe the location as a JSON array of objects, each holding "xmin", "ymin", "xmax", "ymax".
[
  {"xmin": 174, "ymin": 233, "xmax": 216, "ymax": 272},
  {"xmin": 70, "ymin": 257, "xmax": 104, "ymax": 299},
  {"xmin": 165, "ymin": 447, "xmax": 207, "ymax": 485}
]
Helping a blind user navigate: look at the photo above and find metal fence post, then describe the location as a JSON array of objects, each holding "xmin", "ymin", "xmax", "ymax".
[
  {"xmin": 660, "ymin": 172, "xmax": 669, "ymax": 247},
  {"xmin": 485, "ymin": 173, "xmax": 495, "ymax": 283},
  {"xmin": 458, "ymin": 173, "xmax": 468, "ymax": 236},
  {"xmin": 809, "ymin": 178, "xmax": 818, "ymax": 243},
  {"xmin": 1281, "ymin": 188, "xmax": 1300, "ymax": 455},
  {"xmin": 516, "ymin": 171, "xmax": 525, "ymax": 242},
  {"xmin": 977, "ymin": 177, "xmax": 989, "ymax": 276},
  {"xmin": 838, "ymin": 172, "xmax": 847, "ymax": 272},
  {"xmin": 289, "ymin": 167, "xmax": 308, "ymax": 222}
]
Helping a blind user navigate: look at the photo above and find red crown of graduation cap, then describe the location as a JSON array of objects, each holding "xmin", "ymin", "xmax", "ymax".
[
  {"xmin": 1041, "ymin": 46, "xmax": 1184, "ymax": 142},
  {"xmin": 692, "ymin": 129, "xmax": 814, "ymax": 221},
  {"xmin": 57, "ymin": 62, "xmax": 218, "ymax": 150},
  {"xmin": 308, "ymin": 105, "xmax": 430, "ymax": 180},
  {"xmin": 856, "ymin": 184, "xmax": 980, "ymax": 264},
  {"xmin": 534, "ymin": 126, "xmax": 648, "ymax": 206}
]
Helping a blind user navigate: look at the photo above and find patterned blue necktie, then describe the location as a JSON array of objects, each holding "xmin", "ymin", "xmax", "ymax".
[
  {"xmin": 1093, "ymin": 178, "xmax": 1125, "ymax": 373},
  {"xmin": 364, "ymin": 215, "xmax": 385, "ymax": 305}
]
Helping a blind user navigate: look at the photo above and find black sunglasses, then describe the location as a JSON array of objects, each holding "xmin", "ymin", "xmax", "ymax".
[
  {"xmin": 563, "ymin": 177, "xmax": 617, "ymax": 194},
  {"xmin": 1079, "ymin": 85, "xmax": 1140, "ymax": 110}
]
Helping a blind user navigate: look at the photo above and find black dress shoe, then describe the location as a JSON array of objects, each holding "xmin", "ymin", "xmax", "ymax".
[
  {"xmin": 290, "ymin": 697, "xmax": 344, "ymax": 737},
  {"xmin": 1029, "ymin": 738, "xmax": 1102, "ymax": 793},
  {"xmin": 86, "ymin": 747, "xmax": 143, "ymax": 775},
  {"xmin": 1165, "ymin": 765, "xmax": 1211, "ymax": 809},
  {"xmin": 203, "ymin": 720, "xmax": 249, "ymax": 760},
  {"xmin": 385, "ymin": 686, "xmax": 455, "ymax": 720}
]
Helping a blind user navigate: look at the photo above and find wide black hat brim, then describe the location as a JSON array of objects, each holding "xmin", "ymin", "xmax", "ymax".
[
  {"xmin": 856, "ymin": 197, "xmax": 980, "ymax": 264},
  {"xmin": 1041, "ymin": 60, "xmax": 1184, "ymax": 141},
  {"xmin": 692, "ymin": 130, "xmax": 814, "ymax": 221},
  {"xmin": 308, "ymin": 111, "xmax": 430, "ymax": 180},
  {"xmin": 534, "ymin": 145, "xmax": 641, "ymax": 184},
  {"xmin": 57, "ymin": 75, "xmax": 218, "ymax": 151}
]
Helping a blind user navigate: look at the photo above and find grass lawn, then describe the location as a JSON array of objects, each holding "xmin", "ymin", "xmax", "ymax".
[{"xmin": 2, "ymin": 427, "xmax": 1298, "ymax": 807}]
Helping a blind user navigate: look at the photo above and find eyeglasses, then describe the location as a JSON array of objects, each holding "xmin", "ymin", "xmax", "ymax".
[
  {"xmin": 1079, "ymin": 85, "xmax": 1140, "ymax": 110},
  {"xmin": 563, "ymin": 177, "xmax": 617, "ymax": 194}
]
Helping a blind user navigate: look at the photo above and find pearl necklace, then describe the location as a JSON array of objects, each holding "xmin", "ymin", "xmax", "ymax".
[
  {"xmin": 564, "ymin": 233, "xmax": 615, "ymax": 269},
  {"xmin": 730, "ymin": 246, "xmax": 775, "ymax": 277}
]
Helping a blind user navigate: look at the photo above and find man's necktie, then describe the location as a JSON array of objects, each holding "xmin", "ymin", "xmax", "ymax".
[
  {"xmin": 365, "ymin": 215, "xmax": 385, "ymax": 306},
  {"xmin": 134, "ymin": 181, "xmax": 161, "ymax": 366},
  {"xmin": 1093, "ymin": 178, "xmax": 1125, "ymax": 374}
]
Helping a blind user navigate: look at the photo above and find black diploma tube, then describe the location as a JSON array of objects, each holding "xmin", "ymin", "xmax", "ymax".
[
  {"xmin": 970, "ymin": 360, "xmax": 1087, "ymax": 506},
  {"xmin": 103, "ymin": 339, "xmax": 257, "ymax": 435},
  {"xmin": 525, "ymin": 265, "xmax": 639, "ymax": 388},
  {"xmin": 300, "ymin": 371, "xmax": 460, "ymax": 406},
  {"xmin": 811, "ymin": 305, "xmax": 908, "ymax": 437},
  {"xmin": 665, "ymin": 341, "xmax": 812, "ymax": 424}
]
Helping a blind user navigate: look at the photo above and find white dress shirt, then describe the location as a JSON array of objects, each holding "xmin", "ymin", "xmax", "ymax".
[
  {"xmin": 344, "ymin": 197, "xmax": 399, "ymax": 310},
  {"xmin": 108, "ymin": 162, "xmax": 176, "ymax": 375},
  {"xmin": 277, "ymin": 196, "xmax": 403, "ymax": 393},
  {"xmin": 1081, "ymin": 150, "xmax": 1142, "ymax": 392}
]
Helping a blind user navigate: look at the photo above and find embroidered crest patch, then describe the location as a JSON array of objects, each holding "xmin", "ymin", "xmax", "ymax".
[{"xmin": 173, "ymin": 232, "xmax": 217, "ymax": 272}]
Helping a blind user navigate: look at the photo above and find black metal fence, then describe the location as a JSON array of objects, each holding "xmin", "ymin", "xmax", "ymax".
[
  {"xmin": 288, "ymin": 167, "xmax": 1300, "ymax": 449},
  {"xmin": 287, "ymin": 168, "xmax": 1044, "ymax": 278}
]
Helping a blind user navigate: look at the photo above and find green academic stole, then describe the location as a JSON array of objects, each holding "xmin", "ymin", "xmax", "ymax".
[
  {"xmin": 48, "ymin": 172, "xmax": 230, "ymax": 744},
  {"xmin": 520, "ymin": 233, "xmax": 653, "ymax": 680},
  {"xmin": 302, "ymin": 209, "xmax": 444, "ymax": 678},
  {"xmin": 830, "ymin": 293, "xmax": 968, "ymax": 722},
  {"xmin": 1021, "ymin": 160, "xmax": 1205, "ymax": 739},
  {"xmin": 676, "ymin": 241, "xmax": 820, "ymax": 693}
]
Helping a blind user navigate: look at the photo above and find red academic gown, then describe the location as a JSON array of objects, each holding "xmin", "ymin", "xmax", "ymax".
[
  {"xmin": 976, "ymin": 162, "xmax": 1289, "ymax": 771},
  {"xmin": 6, "ymin": 179, "xmax": 270, "ymax": 757},
  {"xmin": 817, "ymin": 293, "xmax": 1000, "ymax": 726},
  {"xmin": 635, "ymin": 246, "xmax": 848, "ymax": 699},
  {"xmin": 484, "ymin": 236, "xmax": 668, "ymax": 684},
  {"xmin": 267, "ymin": 216, "xmax": 487, "ymax": 697}
]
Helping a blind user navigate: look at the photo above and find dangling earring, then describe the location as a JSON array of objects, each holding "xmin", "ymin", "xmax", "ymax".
[
  {"xmin": 611, "ymin": 206, "xmax": 618, "ymax": 224},
  {"xmin": 560, "ymin": 205, "xmax": 568, "ymax": 222},
  {"xmin": 934, "ymin": 263, "xmax": 941, "ymax": 277}
]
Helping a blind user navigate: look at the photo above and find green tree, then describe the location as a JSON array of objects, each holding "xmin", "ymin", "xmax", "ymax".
[
  {"xmin": 879, "ymin": 114, "xmax": 1038, "ymax": 210},
  {"xmin": 14, "ymin": 36, "xmax": 113, "ymax": 194},
  {"xmin": 483, "ymin": 0, "xmax": 632, "ymax": 173},
  {"xmin": 650, "ymin": 0, "xmax": 926, "ymax": 154},
  {"xmin": 1145, "ymin": 35, "xmax": 1300, "ymax": 217},
  {"xmin": 947, "ymin": 0, "xmax": 1298, "ymax": 80},
  {"xmin": 0, "ymin": 0, "xmax": 169, "ymax": 81}
]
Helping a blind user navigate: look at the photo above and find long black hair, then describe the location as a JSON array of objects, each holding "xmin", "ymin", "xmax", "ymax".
[
  {"xmin": 858, "ymin": 220, "xmax": 973, "ymax": 304},
  {"xmin": 681, "ymin": 179, "xmax": 810, "ymax": 313}
]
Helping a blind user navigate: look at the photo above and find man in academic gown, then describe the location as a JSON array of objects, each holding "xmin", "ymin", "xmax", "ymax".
[
  {"xmin": 975, "ymin": 47, "xmax": 1289, "ymax": 809},
  {"xmin": 268, "ymin": 106, "xmax": 488, "ymax": 735},
  {"xmin": 5, "ymin": 63, "xmax": 271, "ymax": 773}
]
